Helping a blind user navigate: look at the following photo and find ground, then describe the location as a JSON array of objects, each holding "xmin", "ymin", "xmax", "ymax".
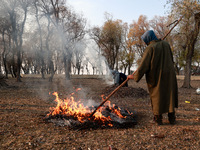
[{"xmin": 0, "ymin": 75, "xmax": 200, "ymax": 150}]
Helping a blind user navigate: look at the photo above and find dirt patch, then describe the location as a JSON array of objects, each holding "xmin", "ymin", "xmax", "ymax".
[
  {"xmin": 0, "ymin": 75, "xmax": 8, "ymax": 87},
  {"xmin": 0, "ymin": 75, "xmax": 200, "ymax": 149}
]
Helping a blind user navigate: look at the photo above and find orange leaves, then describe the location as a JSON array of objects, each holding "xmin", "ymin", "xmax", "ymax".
[{"xmin": 128, "ymin": 15, "xmax": 149, "ymax": 58}]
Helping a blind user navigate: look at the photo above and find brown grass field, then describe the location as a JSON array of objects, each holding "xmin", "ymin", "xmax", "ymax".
[{"xmin": 0, "ymin": 75, "xmax": 200, "ymax": 149}]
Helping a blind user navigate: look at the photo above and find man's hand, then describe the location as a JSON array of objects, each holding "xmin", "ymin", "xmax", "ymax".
[{"xmin": 127, "ymin": 74, "xmax": 134, "ymax": 80}]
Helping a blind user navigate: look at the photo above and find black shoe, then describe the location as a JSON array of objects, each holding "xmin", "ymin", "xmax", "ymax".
[
  {"xmin": 169, "ymin": 120, "xmax": 176, "ymax": 125},
  {"xmin": 168, "ymin": 112, "xmax": 176, "ymax": 125},
  {"xmin": 154, "ymin": 115, "xmax": 163, "ymax": 125}
]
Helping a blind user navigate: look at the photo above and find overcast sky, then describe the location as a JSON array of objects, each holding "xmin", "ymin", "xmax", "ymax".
[{"xmin": 67, "ymin": 0, "xmax": 168, "ymax": 27}]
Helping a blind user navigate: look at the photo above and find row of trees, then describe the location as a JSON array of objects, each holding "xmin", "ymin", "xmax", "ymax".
[
  {"xmin": 90, "ymin": 0, "xmax": 200, "ymax": 88},
  {"xmin": 0, "ymin": 0, "xmax": 200, "ymax": 88},
  {"xmin": 0, "ymin": 0, "xmax": 87, "ymax": 82},
  {"xmin": 89, "ymin": 14, "xmax": 167, "ymax": 75}
]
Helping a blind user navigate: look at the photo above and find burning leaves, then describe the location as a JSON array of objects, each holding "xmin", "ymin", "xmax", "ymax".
[{"xmin": 44, "ymin": 89, "xmax": 137, "ymax": 129}]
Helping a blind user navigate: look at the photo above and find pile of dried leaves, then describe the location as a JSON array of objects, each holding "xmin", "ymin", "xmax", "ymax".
[{"xmin": 101, "ymin": 85, "xmax": 149, "ymax": 98}]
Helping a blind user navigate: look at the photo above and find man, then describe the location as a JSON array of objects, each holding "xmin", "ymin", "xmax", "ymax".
[
  {"xmin": 111, "ymin": 70, "xmax": 128, "ymax": 87},
  {"xmin": 128, "ymin": 30, "xmax": 178, "ymax": 125}
]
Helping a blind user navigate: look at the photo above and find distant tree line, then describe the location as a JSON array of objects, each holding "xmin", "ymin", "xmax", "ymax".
[
  {"xmin": 0, "ymin": 0, "xmax": 200, "ymax": 88},
  {"xmin": 0, "ymin": 0, "xmax": 87, "ymax": 82}
]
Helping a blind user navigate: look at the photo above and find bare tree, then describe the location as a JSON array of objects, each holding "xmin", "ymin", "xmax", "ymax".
[
  {"xmin": 73, "ymin": 41, "xmax": 86, "ymax": 75},
  {"xmin": 33, "ymin": 0, "xmax": 46, "ymax": 79},
  {"xmin": 0, "ymin": 17, "xmax": 13, "ymax": 78},
  {"xmin": 1, "ymin": 0, "xmax": 31, "ymax": 82},
  {"xmin": 49, "ymin": 0, "xmax": 86, "ymax": 79}
]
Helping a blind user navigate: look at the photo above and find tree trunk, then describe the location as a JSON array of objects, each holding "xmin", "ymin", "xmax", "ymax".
[
  {"xmin": 63, "ymin": 53, "xmax": 71, "ymax": 80},
  {"xmin": 41, "ymin": 58, "xmax": 45, "ymax": 79},
  {"xmin": 76, "ymin": 59, "xmax": 81, "ymax": 75},
  {"xmin": 16, "ymin": 49, "xmax": 22, "ymax": 82},
  {"xmin": 35, "ymin": 1, "xmax": 45, "ymax": 79},
  {"xmin": 123, "ymin": 67, "xmax": 127, "ymax": 74},
  {"xmin": 49, "ymin": 60, "xmax": 55, "ymax": 82},
  {"xmin": 77, "ymin": 66, "xmax": 80, "ymax": 75},
  {"xmin": 3, "ymin": 57, "xmax": 8, "ymax": 79},
  {"xmin": 2, "ymin": 30, "xmax": 8, "ymax": 79},
  {"xmin": 182, "ymin": 51, "xmax": 192, "ymax": 88},
  {"xmin": 182, "ymin": 13, "xmax": 200, "ymax": 88},
  {"xmin": 66, "ymin": 56, "xmax": 71, "ymax": 80},
  {"xmin": 93, "ymin": 67, "xmax": 95, "ymax": 75}
]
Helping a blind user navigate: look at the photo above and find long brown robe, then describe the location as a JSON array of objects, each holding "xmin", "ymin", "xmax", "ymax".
[{"xmin": 133, "ymin": 39, "xmax": 178, "ymax": 115}]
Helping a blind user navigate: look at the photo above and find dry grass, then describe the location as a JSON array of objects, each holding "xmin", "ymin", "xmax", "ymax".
[{"xmin": 0, "ymin": 75, "xmax": 200, "ymax": 150}]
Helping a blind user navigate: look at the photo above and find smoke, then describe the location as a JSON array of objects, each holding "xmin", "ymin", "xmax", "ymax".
[
  {"xmin": 0, "ymin": 0, "xmax": 115, "ymax": 105},
  {"xmin": 83, "ymin": 38, "xmax": 114, "ymax": 85},
  {"xmin": 82, "ymin": 99, "xmax": 98, "ymax": 107}
]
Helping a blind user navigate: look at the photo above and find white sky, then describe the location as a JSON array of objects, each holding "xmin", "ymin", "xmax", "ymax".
[{"xmin": 67, "ymin": 0, "xmax": 168, "ymax": 27}]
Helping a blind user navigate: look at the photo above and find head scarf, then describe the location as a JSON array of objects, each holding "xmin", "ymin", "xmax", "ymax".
[{"xmin": 141, "ymin": 30, "xmax": 158, "ymax": 45}]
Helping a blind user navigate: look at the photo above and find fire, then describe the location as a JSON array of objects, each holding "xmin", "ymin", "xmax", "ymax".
[{"xmin": 46, "ymin": 89, "xmax": 128, "ymax": 127}]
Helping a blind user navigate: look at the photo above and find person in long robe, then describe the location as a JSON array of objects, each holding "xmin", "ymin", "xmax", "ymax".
[{"xmin": 128, "ymin": 30, "xmax": 178, "ymax": 125}]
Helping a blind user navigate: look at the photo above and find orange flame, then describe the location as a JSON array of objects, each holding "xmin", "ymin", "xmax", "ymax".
[{"xmin": 47, "ymin": 89, "xmax": 126, "ymax": 126}]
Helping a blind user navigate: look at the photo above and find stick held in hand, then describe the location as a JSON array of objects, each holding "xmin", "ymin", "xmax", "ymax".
[{"xmin": 88, "ymin": 78, "xmax": 129, "ymax": 119}]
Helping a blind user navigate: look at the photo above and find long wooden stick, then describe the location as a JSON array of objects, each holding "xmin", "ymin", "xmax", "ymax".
[
  {"xmin": 162, "ymin": 15, "xmax": 184, "ymax": 40},
  {"xmin": 88, "ymin": 78, "xmax": 129, "ymax": 118}
]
